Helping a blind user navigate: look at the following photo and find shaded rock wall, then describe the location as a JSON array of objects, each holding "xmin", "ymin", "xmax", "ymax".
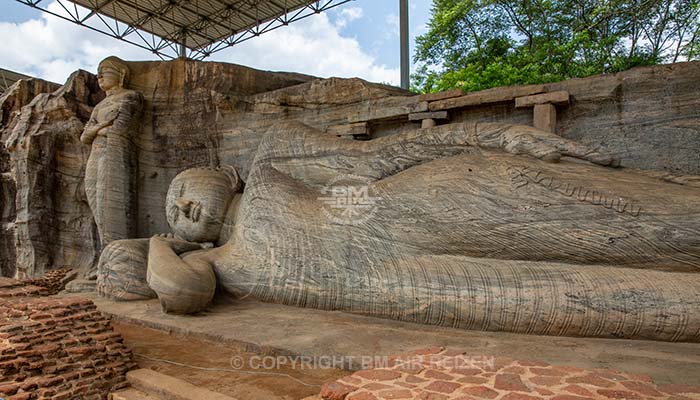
[
  {"xmin": 446, "ymin": 62, "xmax": 700, "ymax": 175},
  {"xmin": 1, "ymin": 77, "xmax": 63, "ymax": 279},
  {"xmin": 123, "ymin": 60, "xmax": 315, "ymax": 237},
  {"xmin": 2, "ymin": 72, "xmax": 102, "ymax": 278},
  {"xmin": 1, "ymin": 60, "xmax": 699, "ymax": 278}
]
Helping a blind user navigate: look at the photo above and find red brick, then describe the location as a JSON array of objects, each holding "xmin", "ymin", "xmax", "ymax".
[
  {"xmin": 376, "ymin": 389, "xmax": 413, "ymax": 399},
  {"xmin": 562, "ymin": 385, "xmax": 594, "ymax": 397},
  {"xmin": 18, "ymin": 381, "xmax": 37, "ymax": 391},
  {"xmin": 457, "ymin": 376, "xmax": 488, "ymax": 384},
  {"xmin": 499, "ymin": 393, "xmax": 541, "ymax": 400},
  {"xmin": 501, "ymin": 366, "xmax": 526, "ymax": 374},
  {"xmin": 0, "ymin": 383, "xmax": 19, "ymax": 395},
  {"xmin": 423, "ymin": 370, "xmax": 454, "ymax": 381},
  {"xmin": 596, "ymin": 389, "xmax": 643, "ymax": 399},
  {"xmin": 347, "ymin": 393, "xmax": 379, "ymax": 400},
  {"xmin": 320, "ymin": 381, "xmax": 357, "ymax": 400},
  {"xmin": 423, "ymin": 380, "xmax": 461, "ymax": 394},
  {"xmin": 405, "ymin": 375, "xmax": 427, "ymax": 384},
  {"xmin": 363, "ymin": 383, "xmax": 393, "ymax": 391},
  {"xmin": 36, "ymin": 376, "xmax": 64, "ymax": 387},
  {"xmin": 109, "ymin": 380, "xmax": 129, "ymax": 392},
  {"xmin": 92, "ymin": 332, "xmax": 121, "ymax": 341},
  {"xmin": 534, "ymin": 387, "xmax": 555, "ymax": 396},
  {"xmin": 494, "ymin": 373, "xmax": 530, "ymax": 392},
  {"xmin": 65, "ymin": 345, "xmax": 97, "ymax": 355},
  {"xmin": 529, "ymin": 375, "xmax": 561, "ymax": 387},
  {"xmin": 354, "ymin": 370, "xmax": 402, "ymax": 381},
  {"xmin": 557, "ymin": 366, "xmax": 585, "ymax": 374},
  {"xmin": 493, "ymin": 357, "xmax": 513, "ymax": 369},
  {"xmin": 460, "ymin": 385, "xmax": 499, "ymax": 399},
  {"xmin": 450, "ymin": 367, "xmax": 482, "ymax": 376},
  {"xmin": 393, "ymin": 363, "xmax": 423, "ymax": 375},
  {"xmin": 416, "ymin": 392, "xmax": 448, "ymax": 400},
  {"xmin": 566, "ymin": 374, "xmax": 616, "ymax": 388},
  {"xmin": 551, "ymin": 396, "xmax": 595, "ymax": 400},
  {"xmin": 339, "ymin": 376, "xmax": 363, "ymax": 386},
  {"xmin": 35, "ymin": 388, "xmax": 56, "ymax": 397},
  {"xmin": 393, "ymin": 382, "xmax": 416, "ymax": 389},
  {"xmin": 8, "ymin": 392, "xmax": 32, "ymax": 400},
  {"xmin": 49, "ymin": 390, "xmax": 72, "ymax": 400},
  {"xmin": 530, "ymin": 367, "xmax": 569, "ymax": 376}
]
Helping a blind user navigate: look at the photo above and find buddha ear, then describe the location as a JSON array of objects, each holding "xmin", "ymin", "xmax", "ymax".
[
  {"xmin": 119, "ymin": 69, "xmax": 129, "ymax": 88},
  {"xmin": 219, "ymin": 166, "xmax": 241, "ymax": 192}
]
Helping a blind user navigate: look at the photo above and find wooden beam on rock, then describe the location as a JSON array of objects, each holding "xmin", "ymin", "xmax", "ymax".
[
  {"xmin": 515, "ymin": 91, "xmax": 570, "ymax": 108},
  {"xmin": 428, "ymin": 85, "xmax": 546, "ymax": 111}
]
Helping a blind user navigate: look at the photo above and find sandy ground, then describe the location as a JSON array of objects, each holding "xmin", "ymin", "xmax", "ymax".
[{"xmin": 113, "ymin": 322, "xmax": 346, "ymax": 400}]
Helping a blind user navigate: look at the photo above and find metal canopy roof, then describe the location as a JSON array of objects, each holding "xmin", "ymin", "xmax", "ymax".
[{"xmin": 15, "ymin": 0, "xmax": 353, "ymax": 59}]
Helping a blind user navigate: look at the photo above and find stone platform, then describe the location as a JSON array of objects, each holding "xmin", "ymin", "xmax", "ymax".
[
  {"xmin": 73, "ymin": 293, "xmax": 700, "ymax": 388},
  {"xmin": 316, "ymin": 347, "xmax": 700, "ymax": 400}
]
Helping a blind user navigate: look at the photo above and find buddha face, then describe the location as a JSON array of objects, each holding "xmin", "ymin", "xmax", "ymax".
[
  {"xmin": 97, "ymin": 66, "xmax": 121, "ymax": 92},
  {"xmin": 166, "ymin": 168, "xmax": 239, "ymax": 243},
  {"xmin": 96, "ymin": 56, "xmax": 129, "ymax": 93}
]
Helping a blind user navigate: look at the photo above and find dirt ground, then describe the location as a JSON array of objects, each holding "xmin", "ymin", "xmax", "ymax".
[
  {"xmin": 90, "ymin": 294, "xmax": 700, "ymax": 388},
  {"xmin": 113, "ymin": 322, "xmax": 346, "ymax": 400}
]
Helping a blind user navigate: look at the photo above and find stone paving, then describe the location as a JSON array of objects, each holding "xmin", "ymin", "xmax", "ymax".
[
  {"xmin": 319, "ymin": 347, "xmax": 700, "ymax": 400},
  {"xmin": 0, "ymin": 278, "xmax": 136, "ymax": 400}
]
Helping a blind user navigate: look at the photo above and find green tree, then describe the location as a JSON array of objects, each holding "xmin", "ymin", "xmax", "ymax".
[{"xmin": 413, "ymin": 0, "xmax": 700, "ymax": 93}]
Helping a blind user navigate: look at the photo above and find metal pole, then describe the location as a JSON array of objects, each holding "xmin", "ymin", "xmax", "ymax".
[
  {"xmin": 400, "ymin": 0, "xmax": 409, "ymax": 90},
  {"xmin": 179, "ymin": 32, "xmax": 187, "ymax": 58}
]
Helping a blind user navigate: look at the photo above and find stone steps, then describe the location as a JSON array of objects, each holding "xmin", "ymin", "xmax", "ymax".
[
  {"xmin": 110, "ymin": 388, "xmax": 158, "ymax": 400},
  {"xmin": 110, "ymin": 369, "xmax": 238, "ymax": 400}
]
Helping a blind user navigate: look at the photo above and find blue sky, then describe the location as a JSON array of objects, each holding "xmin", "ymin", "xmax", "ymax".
[{"xmin": 0, "ymin": 0, "xmax": 432, "ymax": 85}]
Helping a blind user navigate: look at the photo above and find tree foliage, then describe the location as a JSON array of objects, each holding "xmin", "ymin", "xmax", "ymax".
[{"xmin": 413, "ymin": 0, "xmax": 700, "ymax": 93}]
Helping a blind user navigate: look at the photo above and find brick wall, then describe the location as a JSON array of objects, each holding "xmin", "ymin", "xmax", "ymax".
[{"xmin": 0, "ymin": 278, "xmax": 136, "ymax": 399}]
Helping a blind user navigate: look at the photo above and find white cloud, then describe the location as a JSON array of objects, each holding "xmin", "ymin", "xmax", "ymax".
[
  {"xmin": 0, "ymin": 1, "xmax": 399, "ymax": 86},
  {"xmin": 335, "ymin": 6, "xmax": 364, "ymax": 29},
  {"xmin": 0, "ymin": 2, "xmax": 152, "ymax": 83},
  {"xmin": 385, "ymin": 14, "xmax": 400, "ymax": 37},
  {"xmin": 218, "ymin": 12, "xmax": 399, "ymax": 85}
]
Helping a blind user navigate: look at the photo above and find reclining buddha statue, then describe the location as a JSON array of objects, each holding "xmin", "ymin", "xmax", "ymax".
[{"xmin": 97, "ymin": 120, "xmax": 700, "ymax": 342}]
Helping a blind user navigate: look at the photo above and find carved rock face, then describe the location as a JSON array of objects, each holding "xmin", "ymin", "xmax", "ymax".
[
  {"xmin": 97, "ymin": 69, "xmax": 120, "ymax": 92},
  {"xmin": 165, "ymin": 168, "xmax": 236, "ymax": 243}
]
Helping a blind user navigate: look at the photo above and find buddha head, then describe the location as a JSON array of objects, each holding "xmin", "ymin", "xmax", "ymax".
[
  {"xmin": 97, "ymin": 56, "xmax": 130, "ymax": 93},
  {"xmin": 166, "ymin": 166, "xmax": 241, "ymax": 243}
]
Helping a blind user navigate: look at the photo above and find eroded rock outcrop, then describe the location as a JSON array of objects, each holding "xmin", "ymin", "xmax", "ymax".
[
  {"xmin": 2, "ymin": 59, "xmax": 699, "ymax": 289},
  {"xmin": 1, "ymin": 77, "xmax": 62, "ymax": 278},
  {"xmin": 3, "ymin": 71, "xmax": 102, "ymax": 278}
]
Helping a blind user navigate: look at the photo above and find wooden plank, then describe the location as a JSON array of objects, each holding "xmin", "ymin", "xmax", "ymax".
[
  {"xmin": 327, "ymin": 122, "xmax": 368, "ymax": 136},
  {"xmin": 409, "ymin": 111, "xmax": 449, "ymax": 121},
  {"xmin": 429, "ymin": 85, "xmax": 546, "ymax": 111},
  {"xmin": 347, "ymin": 96, "xmax": 428, "ymax": 124},
  {"xmin": 534, "ymin": 103, "xmax": 557, "ymax": 133},
  {"xmin": 515, "ymin": 91, "xmax": 570, "ymax": 108},
  {"xmin": 418, "ymin": 88, "xmax": 464, "ymax": 102}
]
